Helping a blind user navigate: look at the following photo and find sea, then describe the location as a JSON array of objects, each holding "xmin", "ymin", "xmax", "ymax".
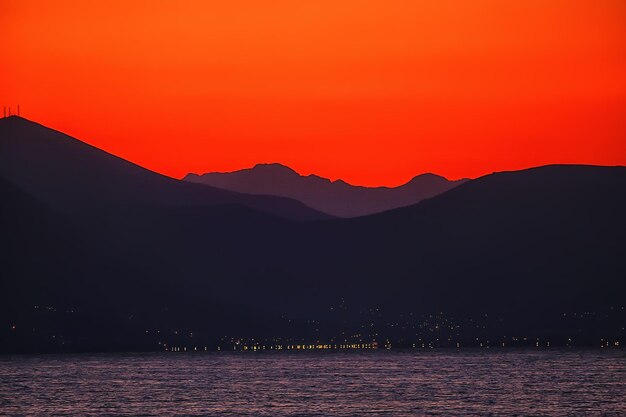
[{"xmin": 0, "ymin": 349, "xmax": 624, "ymax": 416}]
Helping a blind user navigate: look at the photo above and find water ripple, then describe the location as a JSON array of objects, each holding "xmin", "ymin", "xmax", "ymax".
[{"xmin": 0, "ymin": 350, "xmax": 624, "ymax": 416}]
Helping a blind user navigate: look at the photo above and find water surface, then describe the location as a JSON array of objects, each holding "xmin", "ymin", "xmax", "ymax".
[{"xmin": 0, "ymin": 350, "xmax": 624, "ymax": 416}]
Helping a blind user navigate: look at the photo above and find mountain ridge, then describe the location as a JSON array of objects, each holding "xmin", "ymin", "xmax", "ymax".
[
  {"xmin": 185, "ymin": 162, "xmax": 468, "ymax": 217},
  {"xmin": 1, "ymin": 117, "xmax": 625, "ymax": 352},
  {"xmin": 187, "ymin": 162, "xmax": 459, "ymax": 188},
  {"xmin": 0, "ymin": 116, "xmax": 330, "ymax": 221}
]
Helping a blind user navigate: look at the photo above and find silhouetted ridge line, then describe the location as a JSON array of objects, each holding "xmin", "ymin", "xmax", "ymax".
[
  {"xmin": 0, "ymin": 116, "xmax": 330, "ymax": 221},
  {"xmin": 185, "ymin": 163, "xmax": 468, "ymax": 217},
  {"xmin": 1, "ymin": 117, "xmax": 624, "ymax": 353}
]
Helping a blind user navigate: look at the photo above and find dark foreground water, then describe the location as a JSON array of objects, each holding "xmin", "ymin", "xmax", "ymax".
[{"xmin": 0, "ymin": 350, "xmax": 624, "ymax": 416}]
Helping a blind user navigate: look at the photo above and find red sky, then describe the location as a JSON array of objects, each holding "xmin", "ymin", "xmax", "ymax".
[{"xmin": 1, "ymin": 0, "xmax": 625, "ymax": 186}]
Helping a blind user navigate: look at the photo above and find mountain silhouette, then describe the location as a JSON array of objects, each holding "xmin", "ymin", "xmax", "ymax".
[
  {"xmin": 310, "ymin": 164, "xmax": 626, "ymax": 310},
  {"xmin": 185, "ymin": 163, "xmax": 467, "ymax": 217},
  {"xmin": 0, "ymin": 116, "xmax": 329, "ymax": 221},
  {"xmin": 1, "ymin": 117, "xmax": 624, "ymax": 352}
]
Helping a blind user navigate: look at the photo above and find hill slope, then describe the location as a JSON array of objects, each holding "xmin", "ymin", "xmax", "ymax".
[
  {"xmin": 0, "ymin": 116, "xmax": 329, "ymax": 221},
  {"xmin": 307, "ymin": 164, "xmax": 626, "ymax": 311}
]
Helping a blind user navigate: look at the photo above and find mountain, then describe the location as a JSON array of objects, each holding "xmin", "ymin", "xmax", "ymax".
[
  {"xmin": 184, "ymin": 163, "xmax": 467, "ymax": 217},
  {"xmin": 1, "ymin": 117, "xmax": 624, "ymax": 352},
  {"xmin": 0, "ymin": 116, "xmax": 329, "ymax": 221},
  {"xmin": 311, "ymin": 164, "xmax": 626, "ymax": 311}
]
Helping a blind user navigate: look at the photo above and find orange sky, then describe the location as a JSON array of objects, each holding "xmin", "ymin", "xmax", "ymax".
[{"xmin": 1, "ymin": 0, "xmax": 625, "ymax": 186}]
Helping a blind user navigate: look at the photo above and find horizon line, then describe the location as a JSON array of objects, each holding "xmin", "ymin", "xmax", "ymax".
[{"xmin": 3, "ymin": 114, "xmax": 624, "ymax": 189}]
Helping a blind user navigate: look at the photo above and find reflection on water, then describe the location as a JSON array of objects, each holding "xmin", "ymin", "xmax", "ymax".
[{"xmin": 0, "ymin": 350, "xmax": 624, "ymax": 416}]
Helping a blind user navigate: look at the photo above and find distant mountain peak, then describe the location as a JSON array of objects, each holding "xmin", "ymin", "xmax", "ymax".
[
  {"xmin": 409, "ymin": 172, "xmax": 444, "ymax": 180},
  {"xmin": 405, "ymin": 173, "xmax": 446, "ymax": 184},
  {"xmin": 186, "ymin": 164, "xmax": 469, "ymax": 217},
  {"xmin": 251, "ymin": 163, "xmax": 299, "ymax": 176}
]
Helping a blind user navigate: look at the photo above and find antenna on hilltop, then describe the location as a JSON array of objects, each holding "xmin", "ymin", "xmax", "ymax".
[
  {"xmin": 3, "ymin": 107, "xmax": 5, "ymax": 118},
  {"xmin": 18, "ymin": 105, "xmax": 20, "ymax": 117}
]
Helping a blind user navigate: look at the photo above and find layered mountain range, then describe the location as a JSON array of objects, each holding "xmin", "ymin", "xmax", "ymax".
[
  {"xmin": 1, "ymin": 116, "xmax": 624, "ymax": 352},
  {"xmin": 185, "ymin": 164, "xmax": 467, "ymax": 217},
  {"xmin": 0, "ymin": 117, "xmax": 328, "ymax": 221}
]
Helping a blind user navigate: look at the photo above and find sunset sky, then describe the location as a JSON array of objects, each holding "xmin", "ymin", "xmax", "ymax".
[{"xmin": 1, "ymin": 0, "xmax": 625, "ymax": 186}]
